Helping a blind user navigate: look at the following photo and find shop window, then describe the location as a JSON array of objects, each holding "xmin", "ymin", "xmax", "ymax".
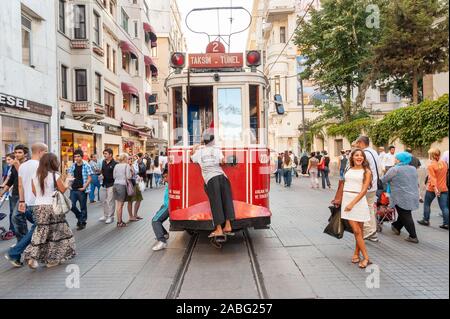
[
  {"xmin": 60, "ymin": 130, "xmax": 95, "ymax": 171},
  {"xmin": 95, "ymin": 73, "xmax": 102, "ymax": 104},
  {"xmin": 21, "ymin": 14, "xmax": 31, "ymax": 66},
  {"xmin": 123, "ymin": 94, "xmax": 130, "ymax": 112},
  {"xmin": 105, "ymin": 90, "xmax": 115, "ymax": 118},
  {"xmin": 280, "ymin": 26, "xmax": 286, "ymax": 43},
  {"xmin": 59, "ymin": 0, "xmax": 65, "ymax": 34},
  {"xmin": 218, "ymin": 88, "xmax": 242, "ymax": 142},
  {"xmin": 249, "ymin": 85, "xmax": 260, "ymax": 144},
  {"xmin": 61, "ymin": 65, "xmax": 68, "ymax": 99},
  {"xmin": 173, "ymin": 87, "xmax": 183, "ymax": 145},
  {"xmin": 93, "ymin": 11, "xmax": 100, "ymax": 46},
  {"xmin": 121, "ymin": 8, "xmax": 129, "ymax": 33},
  {"xmin": 74, "ymin": 5, "xmax": 86, "ymax": 39},
  {"xmin": 75, "ymin": 69, "xmax": 87, "ymax": 101}
]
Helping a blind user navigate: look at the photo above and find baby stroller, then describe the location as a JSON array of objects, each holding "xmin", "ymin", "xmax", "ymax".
[
  {"xmin": 375, "ymin": 191, "xmax": 397, "ymax": 232},
  {"xmin": 0, "ymin": 192, "xmax": 14, "ymax": 240}
]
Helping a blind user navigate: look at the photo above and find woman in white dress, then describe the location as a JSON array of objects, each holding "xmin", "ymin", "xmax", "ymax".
[{"xmin": 341, "ymin": 149, "xmax": 373, "ymax": 269}]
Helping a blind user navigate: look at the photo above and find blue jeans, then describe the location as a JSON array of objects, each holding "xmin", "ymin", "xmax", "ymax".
[
  {"xmin": 154, "ymin": 174, "xmax": 162, "ymax": 187},
  {"xmin": 8, "ymin": 195, "xmax": 18, "ymax": 234},
  {"xmin": 70, "ymin": 190, "xmax": 88, "ymax": 225},
  {"xmin": 283, "ymin": 169, "xmax": 292, "ymax": 187},
  {"xmin": 12, "ymin": 203, "xmax": 34, "ymax": 242},
  {"xmin": 152, "ymin": 205, "xmax": 169, "ymax": 243},
  {"xmin": 339, "ymin": 168, "xmax": 345, "ymax": 180},
  {"xmin": 321, "ymin": 167, "xmax": 331, "ymax": 189},
  {"xmin": 275, "ymin": 169, "xmax": 282, "ymax": 183},
  {"xmin": 423, "ymin": 191, "xmax": 449, "ymax": 225},
  {"xmin": 8, "ymin": 207, "xmax": 35, "ymax": 261},
  {"xmin": 89, "ymin": 175, "xmax": 101, "ymax": 202}
]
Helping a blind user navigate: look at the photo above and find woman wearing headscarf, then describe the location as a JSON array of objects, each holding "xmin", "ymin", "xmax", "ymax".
[{"xmin": 381, "ymin": 152, "xmax": 419, "ymax": 243}]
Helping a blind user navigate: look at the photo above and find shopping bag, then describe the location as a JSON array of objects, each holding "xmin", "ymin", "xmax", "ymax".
[{"xmin": 324, "ymin": 205, "xmax": 344, "ymax": 239}]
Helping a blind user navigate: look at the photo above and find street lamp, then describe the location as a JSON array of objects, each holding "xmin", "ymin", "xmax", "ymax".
[{"xmin": 298, "ymin": 72, "xmax": 307, "ymax": 153}]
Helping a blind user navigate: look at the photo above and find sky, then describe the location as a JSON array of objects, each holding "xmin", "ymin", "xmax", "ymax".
[{"xmin": 177, "ymin": 0, "xmax": 254, "ymax": 53}]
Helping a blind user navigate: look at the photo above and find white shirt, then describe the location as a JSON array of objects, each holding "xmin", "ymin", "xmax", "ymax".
[
  {"xmin": 378, "ymin": 152, "xmax": 386, "ymax": 169},
  {"xmin": 160, "ymin": 156, "xmax": 168, "ymax": 169},
  {"xmin": 442, "ymin": 150, "xmax": 449, "ymax": 165},
  {"xmin": 191, "ymin": 146, "xmax": 225, "ymax": 184},
  {"xmin": 363, "ymin": 147, "xmax": 381, "ymax": 192},
  {"xmin": 32, "ymin": 172, "xmax": 60, "ymax": 206},
  {"xmin": 18, "ymin": 159, "xmax": 39, "ymax": 206},
  {"xmin": 383, "ymin": 152, "xmax": 396, "ymax": 168}
]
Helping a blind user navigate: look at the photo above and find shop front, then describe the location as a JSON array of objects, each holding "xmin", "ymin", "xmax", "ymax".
[
  {"xmin": 121, "ymin": 121, "xmax": 147, "ymax": 155},
  {"xmin": 0, "ymin": 92, "xmax": 53, "ymax": 174},
  {"xmin": 60, "ymin": 118, "xmax": 105, "ymax": 171},
  {"xmin": 103, "ymin": 123, "xmax": 123, "ymax": 157}
]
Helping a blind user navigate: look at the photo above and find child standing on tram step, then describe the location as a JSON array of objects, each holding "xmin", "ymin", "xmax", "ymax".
[
  {"xmin": 151, "ymin": 169, "xmax": 170, "ymax": 251},
  {"xmin": 191, "ymin": 129, "xmax": 235, "ymax": 239}
]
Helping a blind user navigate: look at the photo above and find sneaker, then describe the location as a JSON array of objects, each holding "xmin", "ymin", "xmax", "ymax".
[
  {"xmin": 152, "ymin": 241, "xmax": 167, "ymax": 251},
  {"xmin": 417, "ymin": 219, "xmax": 430, "ymax": 226},
  {"xmin": 164, "ymin": 233, "xmax": 170, "ymax": 240},
  {"xmin": 366, "ymin": 235, "xmax": 379, "ymax": 242},
  {"xmin": 5, "ymin": 254, "xmax": 22, "ymax": 268},
  {"xmin": 391, "ymin": 225, "xmax": 401, "ymax": 235},
  {"xmin": 105, "ymin": 217, "xmax": 114, "ymax": 224},
  {"xmin": 439, "ymin": 224, "xmax": 449, "ymax": 230},
  {"xmin": 28, "ymin": 259, "xmax": 39, "ymax": 269},
  {"xmin": 98, "ymin": 216, "xmax": 107, "ymax": 222},
  {"xmin": 405, "ymin": 236, "xmax": 419, "ymax": 244}
]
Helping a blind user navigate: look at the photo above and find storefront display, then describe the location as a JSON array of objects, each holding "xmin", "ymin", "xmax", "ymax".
[
  {"xmin": 1, "ymin": 116, "xmax": 48, "ymax": 155},
  {"xmin": 61, "ymin": 130, "xmax": 95, "ymax": 171}
]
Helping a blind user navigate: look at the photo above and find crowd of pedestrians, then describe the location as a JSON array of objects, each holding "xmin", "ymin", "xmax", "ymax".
[{"xmin": 1, "ymin": 144, "xmax": 170, "ymax": 268}]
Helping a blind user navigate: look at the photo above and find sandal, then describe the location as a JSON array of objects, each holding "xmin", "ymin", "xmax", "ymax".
[
  {"xmin": 135, "ymin": 216, "xmax": 143, "ymax": 220},
  {"xmin": 208, "ymin": 231, "xmax": 224, "ymax": 238},
  {"xmin": 359, "ymin": 259, "xmax": 372, "ymax": 269},
  {"xmin": 351, "ymin": 256, "xmax": 361, "ymax": 264},
  {"xmin": 117, "ymin": 221, "xmax": 127, "ymax": 228}
]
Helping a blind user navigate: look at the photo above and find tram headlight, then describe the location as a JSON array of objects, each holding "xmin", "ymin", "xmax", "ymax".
[
  {"xmin": 246, "ymin": 50, "xmax": 261, "ymax": 68},
  {"xmin": 170, "ymin": 52, "xmax": 186, "ymax": 70}
]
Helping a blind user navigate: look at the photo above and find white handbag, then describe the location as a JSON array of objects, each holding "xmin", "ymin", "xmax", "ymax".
[{"xmin": 52, "ymin": 173, "xmax": 71, "ymax": 215}]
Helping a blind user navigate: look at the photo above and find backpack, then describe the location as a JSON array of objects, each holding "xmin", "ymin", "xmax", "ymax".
[
  {"xmin": 294, "ymin": 156, "xmax": 299, "ymax": 166},
  {"xmin": 138, "ymin": 161, "xmax": 146, "ymax": 176}
]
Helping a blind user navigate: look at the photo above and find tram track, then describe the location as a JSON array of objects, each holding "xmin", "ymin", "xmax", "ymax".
[{"xmin": 166, "ymin": 229, "xmax": 268, "ymax": 299}]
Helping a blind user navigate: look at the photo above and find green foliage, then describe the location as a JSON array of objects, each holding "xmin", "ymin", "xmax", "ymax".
[
  {"xmin": 369, "ymin": 95, "xmax": 449, "ymax": 148},
  {"xmin": 327, "ymin": 118, "xmax": 375, "ymax": 143}
]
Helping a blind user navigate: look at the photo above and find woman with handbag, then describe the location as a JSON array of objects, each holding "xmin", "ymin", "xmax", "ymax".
[
  {"xmin": 113, "ymin": 153, "xmax": 133, "ymax": 227},
  {"xmin": 23, "ymin": 153, "xmax": 75, "ymax": 269},
  {"xmin": 341, "ymin": 149, "xmax": 373, "ymax": 269}
]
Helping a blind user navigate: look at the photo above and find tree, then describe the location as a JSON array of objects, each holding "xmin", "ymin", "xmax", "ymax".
[
  {"xmin": 294, "ymin": 0, "xmax": 382, "ymax": 122},
  {"xmin": 372, "ymin": 0, "xmax": 449, "ymax": 105}
]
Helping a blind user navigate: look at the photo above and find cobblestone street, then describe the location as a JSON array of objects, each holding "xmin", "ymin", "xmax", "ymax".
[{"xmin": 0, "ymin": 176, "xmax": 448, "ymax": 299}]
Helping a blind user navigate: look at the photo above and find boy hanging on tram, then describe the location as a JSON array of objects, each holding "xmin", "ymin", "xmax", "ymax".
[{"xmin": 151, "ymin": 168, "xmax": 170, "ymax": 251}]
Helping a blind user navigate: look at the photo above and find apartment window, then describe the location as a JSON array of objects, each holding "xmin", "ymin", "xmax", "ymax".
[
  {"xmin": 380, "ymin": 88, "xmax": 388, "ymax": 103},
  {"xmin": 75, "ymin": 69, "xmax": 87, "ymax": 101},
  {"xmin": 74, "ymin": 5, "xmax": 86, "ymax": 39},
  {"xmin": 121, "ymin": 8, "xmax": 129, "ymax": 33},
  {"xmin": 274, "ymin": 76, "xmax": 281, "ymax": 95},
  {"xmin": 112, "ymin": 49, "xmax": 117, "ymax": 73},
  {"xmin": 95, "ymin": 73, "xmax": 102, "ymax": 104},
  {"xmin": 280, "ymin": 26, "xmax": 286, "ymax": 43},
  {"xmin": 93, "ymin": 11, "xmax": 100, "ymax": 45},
  {"xmin": 105, "ymin": 91, "xmax": 115, "ymax": 118},
  {"xmin": 149, "ymin": 94, "xmax": 158, "ymax": 115},
  {"xmin": 134, "ymin": 21, "xmax": 138, "ymax": 38},
  {"xmin": 109, "ymin": 0, "xmax": 116, "ymax": 16},
  {"xmin": 135, "ymin": 58, "xmax": 139, "ymax": 74},
  {"xmin": 123, "ymin": 94, "xmax": 130, "ymax": 112},
  {"xmin": 106, "ymin": 44, "xmax": 111, "ymax": 69},
  {"xmin": 122, "ymin": 53, "xmax": 130, "ymax": 72},
  {"xmin": 59, "ymin": 0, "xmax": 65, "ymax": 33},
  {"xmin": 21, "ymin": 15, "xmax": 31, "ymax": 66},
  {"xmin": 61, "ymin": 65, "xmax": 68, "ymax": 99}
]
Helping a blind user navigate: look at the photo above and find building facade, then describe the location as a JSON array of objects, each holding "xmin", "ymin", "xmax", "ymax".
[
  {"xmin": 247, "ymin": 0, "xmax": 407, "ymax": 160},
  {"xmin": 148, "ymin": 0, "xmax": 187, "ymax": 155},
  {"xmin": 0, "ymin": 0, "xmax": 58, "ymax": 173},
  {"xmin": 56, "ymin": 0, "xmax": 159, "ymax": 170}
]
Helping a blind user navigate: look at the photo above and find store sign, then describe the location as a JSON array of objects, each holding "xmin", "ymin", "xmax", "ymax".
[
  {"xmin": 62, "ymin": 117, "xmax": 105, "ymax": 135},
  {"xmin": 0, "ymin": 92, "xmax": 52, "ymax": 116},
  {"xmin": 82, "ymin": 123, "xmax": 95, "ymax": 132}
]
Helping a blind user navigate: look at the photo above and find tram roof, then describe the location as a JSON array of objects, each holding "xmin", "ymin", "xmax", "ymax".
[{"xmin": 166, "ymin": 70, "xmax": 267, "ymax": 88}]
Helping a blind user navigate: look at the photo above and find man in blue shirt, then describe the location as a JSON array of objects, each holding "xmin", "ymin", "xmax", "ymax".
[
  {"xmin": 151, "ymin": 169, "xmax": 170, "ymax": 251},
  {"xmin": 68, "ymin": 149, "xmax": 93, "ymax": 230}
]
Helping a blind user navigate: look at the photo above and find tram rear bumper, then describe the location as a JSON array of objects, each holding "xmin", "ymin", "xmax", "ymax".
[{"xmin": 169, "ymin": 200, "xmax": 271, "ymax": 231}]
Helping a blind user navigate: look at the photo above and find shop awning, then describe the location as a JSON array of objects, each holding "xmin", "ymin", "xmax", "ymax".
[
  {"xmin": 119, "ymin": 40, "xmax": 138, "ymax": 59},
  {"xmin": 143, "ymin": 22, "xmax": 157, "ymax": 42},
  {"xmin": 144, "ymin": 55, "xmax": 158, "ymax": 77},
  {"xmin": 121, "ymin": 82, "xmax": 139, "ymax": 97},
  {"xmin": 121, "ymin": 121, "xmax": 139, "ymax": 132}
]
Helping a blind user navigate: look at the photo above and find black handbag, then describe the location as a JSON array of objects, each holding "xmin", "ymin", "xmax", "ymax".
[{"xmin": 324, "ymin": 205, "xmax": 345, "ymax": 239}]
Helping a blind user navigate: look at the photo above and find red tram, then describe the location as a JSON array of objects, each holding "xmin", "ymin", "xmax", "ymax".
[{"xmin": 165, "ymin": 41, "xmax": 272, "ymax": 234}]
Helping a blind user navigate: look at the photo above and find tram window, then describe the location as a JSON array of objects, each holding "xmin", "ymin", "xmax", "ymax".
[
  {"xmin": 249, "ymin": 85, "xmax": 259, "ymax": 144},
  {"xmin": 218, "ymin": 88, "xmax": 243, "ymax": 142},
  {"xmin": 173, "ymin": 87, "xmax": 183, "ymax": 145},
  {"xmin": 188, "ymin": 86, "xmax": 213, "ymax": 146}
]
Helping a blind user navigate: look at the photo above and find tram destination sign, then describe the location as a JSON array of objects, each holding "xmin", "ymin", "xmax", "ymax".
[{"xmin": 188, "ymin": 53, "xmax": 243, "ymax": 69}]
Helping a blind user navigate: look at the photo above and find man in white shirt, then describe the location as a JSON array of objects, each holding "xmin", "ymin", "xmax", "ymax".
[
  {"xmin": 383, "ymin": 146, "xmax": 396, "ymax": 173},
  {"xmin": 5, "ymin": 143, "xmax": 48, "ymax": 267},
  {"xmin": 356, "ymin": 136, "xmax": 381, "ymax": 242}
]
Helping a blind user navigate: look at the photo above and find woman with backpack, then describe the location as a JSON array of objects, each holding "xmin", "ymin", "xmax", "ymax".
[{"xmin": 24, "ymin": 153, "xmax": 75, "ymax": 269}]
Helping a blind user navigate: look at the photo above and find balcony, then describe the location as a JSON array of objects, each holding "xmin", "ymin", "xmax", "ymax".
[
  {"xmin": 265, "ymin": 1, "xmax": 295, "ymax": 22},
  {"xmin": 70, "ymin": 39, "xmax": 89, "ymax": 49},
  {"xmin": 71, "ymin": 101, "xmax": 105, "ymax": 120}
]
